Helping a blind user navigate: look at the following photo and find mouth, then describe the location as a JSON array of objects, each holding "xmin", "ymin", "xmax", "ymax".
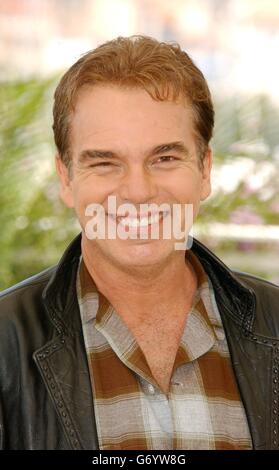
[{"xmin": 107, "ymin": 211, "xmax": 169, "ymax": 228}]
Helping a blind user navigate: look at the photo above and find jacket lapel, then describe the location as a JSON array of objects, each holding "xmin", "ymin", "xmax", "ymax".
[{"xmin": 33, "ymin": 324, "xmax": 99, "ymax": 450}]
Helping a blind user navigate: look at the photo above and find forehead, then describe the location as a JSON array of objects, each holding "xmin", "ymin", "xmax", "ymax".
[{"xmin": 70, "ymin": 85, "xmax": 195, "ymax": 150}]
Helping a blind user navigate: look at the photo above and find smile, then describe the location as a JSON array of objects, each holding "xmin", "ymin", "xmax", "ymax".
[{"xmin": 107, "ymin": 212, "xmax": 168, "ymax": 228}]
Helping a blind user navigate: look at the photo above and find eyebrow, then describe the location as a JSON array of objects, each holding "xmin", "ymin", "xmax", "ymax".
[{"xmin": 78, "ymin": 141, "xmax": 190, "ymax": 162}]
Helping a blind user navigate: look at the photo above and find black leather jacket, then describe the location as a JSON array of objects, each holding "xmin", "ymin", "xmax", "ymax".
[{"xmin": 0, "ymin": 234, "xmax": 279, "ymax": 450}]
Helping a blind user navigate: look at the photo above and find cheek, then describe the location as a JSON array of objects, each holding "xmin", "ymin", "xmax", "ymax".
[
  {"xmin": 71, "ymin": 178, "xmax": 112, "ymax": 220},
  {"xmin": 164, "ymin": 172, "xmax": 201, "ymax": 201}
]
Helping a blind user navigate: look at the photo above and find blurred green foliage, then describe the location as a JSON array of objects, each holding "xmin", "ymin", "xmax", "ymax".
[
  {"xmin": 0, "ymin": 79, "xmax": 79, "ymax": 290},
  {"xmin": 202, "ymin": 94, "xmax": 279, "ymax": 224},
  {"xmin": 0, "ymin": 79, "xmax": 279, "ymax": 290}
]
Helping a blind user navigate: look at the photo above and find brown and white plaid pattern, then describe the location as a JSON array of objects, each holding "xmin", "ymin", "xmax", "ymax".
[{"xmin": 76, "ymin": 251, "xmax": 252, "ymax": 450}]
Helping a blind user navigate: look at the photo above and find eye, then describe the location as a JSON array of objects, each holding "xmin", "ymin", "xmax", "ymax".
[
  {"xmin": 89, "ymin": 161, "xmax": 113, "ymax": 167},
  {"xmin": 155, "ymin": 156, "xmax": 178, "ymax": 164}
]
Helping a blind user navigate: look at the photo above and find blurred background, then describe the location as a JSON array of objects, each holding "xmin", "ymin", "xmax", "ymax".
[{"xmin": 0, "ymin": 0, "xmax": 279, "ymax": 290}]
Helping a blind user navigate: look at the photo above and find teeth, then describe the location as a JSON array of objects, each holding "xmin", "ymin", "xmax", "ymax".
[{"xmin": 117, "ymin": 213, "xmax": 162, "ymax": 228}]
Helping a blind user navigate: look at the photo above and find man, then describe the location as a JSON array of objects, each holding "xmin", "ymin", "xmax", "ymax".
[{"xmin": 0, "ymin": 35, "xmax": 278, "ymax": 451}]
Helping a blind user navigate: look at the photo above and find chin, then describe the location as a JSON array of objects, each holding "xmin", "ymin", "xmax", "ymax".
[{"xmin": 108, "ymin": 238, "xmax": 176, "ymax": 268}]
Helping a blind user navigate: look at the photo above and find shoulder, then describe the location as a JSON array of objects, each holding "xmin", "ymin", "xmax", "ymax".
[
  {"xmin": 0, "ymin": 267, "xmax": 57, "ymax": 391},
  {"xmin": 234, "ymin": 270, "xmax": 279, "ymax": 299},
  {"xmin": 0, "ymin": 266, "xmax": 56, "ymax": 330},
  {"xmin": 233, "ymin": 271, "xmax": 279, "ymax": 334},
  {"xmin": 0, "ymin": 266, "xmax": 56, "ymax": 304}
]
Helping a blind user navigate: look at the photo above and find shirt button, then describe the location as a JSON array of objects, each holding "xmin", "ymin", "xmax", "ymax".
[
  {"xmin": 148, "ymin": 384, "xmax": 155, "ymax": 394},
  {"xmin": 214, "ymin": 327, "xmax": 225, "ymax": 341}
]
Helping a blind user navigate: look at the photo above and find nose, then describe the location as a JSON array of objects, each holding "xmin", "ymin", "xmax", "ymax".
[{"xmin": 118, "ymin": 165, "xmax": 158, "ymax": 204}]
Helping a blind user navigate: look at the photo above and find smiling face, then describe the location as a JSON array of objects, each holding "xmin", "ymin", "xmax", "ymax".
[{"xmin": 56, "ymin": 85, "xmax": 212, "ymax": 271}]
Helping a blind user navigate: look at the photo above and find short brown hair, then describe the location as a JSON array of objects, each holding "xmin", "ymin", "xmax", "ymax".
[{"xmin": 53, "ymin": 35, "xmax": 214, "ymax": 168}]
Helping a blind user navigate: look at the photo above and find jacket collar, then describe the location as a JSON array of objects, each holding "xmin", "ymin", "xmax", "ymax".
[
  {"xmin": 42, "ymin": 234, "xmax": 82, "ymax": 335},
  {"xmin": 191, "ymin": 238, "xmax": 255, "ymax": 332}
]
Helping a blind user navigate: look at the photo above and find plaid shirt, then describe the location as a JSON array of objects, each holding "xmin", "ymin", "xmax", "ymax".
[{"xmin": 76, "ymin": 251, "xmax": 252, "ymax": 450}]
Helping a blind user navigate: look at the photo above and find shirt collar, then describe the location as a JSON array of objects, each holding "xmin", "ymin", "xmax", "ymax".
[{"xmin": 77, "ymin": 250, "xmax": 220, "ymax": 365}]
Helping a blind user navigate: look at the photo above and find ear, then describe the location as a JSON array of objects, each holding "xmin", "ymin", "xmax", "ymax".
[
  {"xmin": 200, "ymin": 146, "xmax": 213, "ymax": 201},
  {"xmin": 55, "ymin": 155, "xmax": 74, "ymax": 208}
]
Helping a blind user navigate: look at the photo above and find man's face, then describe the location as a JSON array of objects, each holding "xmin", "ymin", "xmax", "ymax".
[{"xmin": 57, "ymin": 85, "xmax": 212, "ymax": 270}]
